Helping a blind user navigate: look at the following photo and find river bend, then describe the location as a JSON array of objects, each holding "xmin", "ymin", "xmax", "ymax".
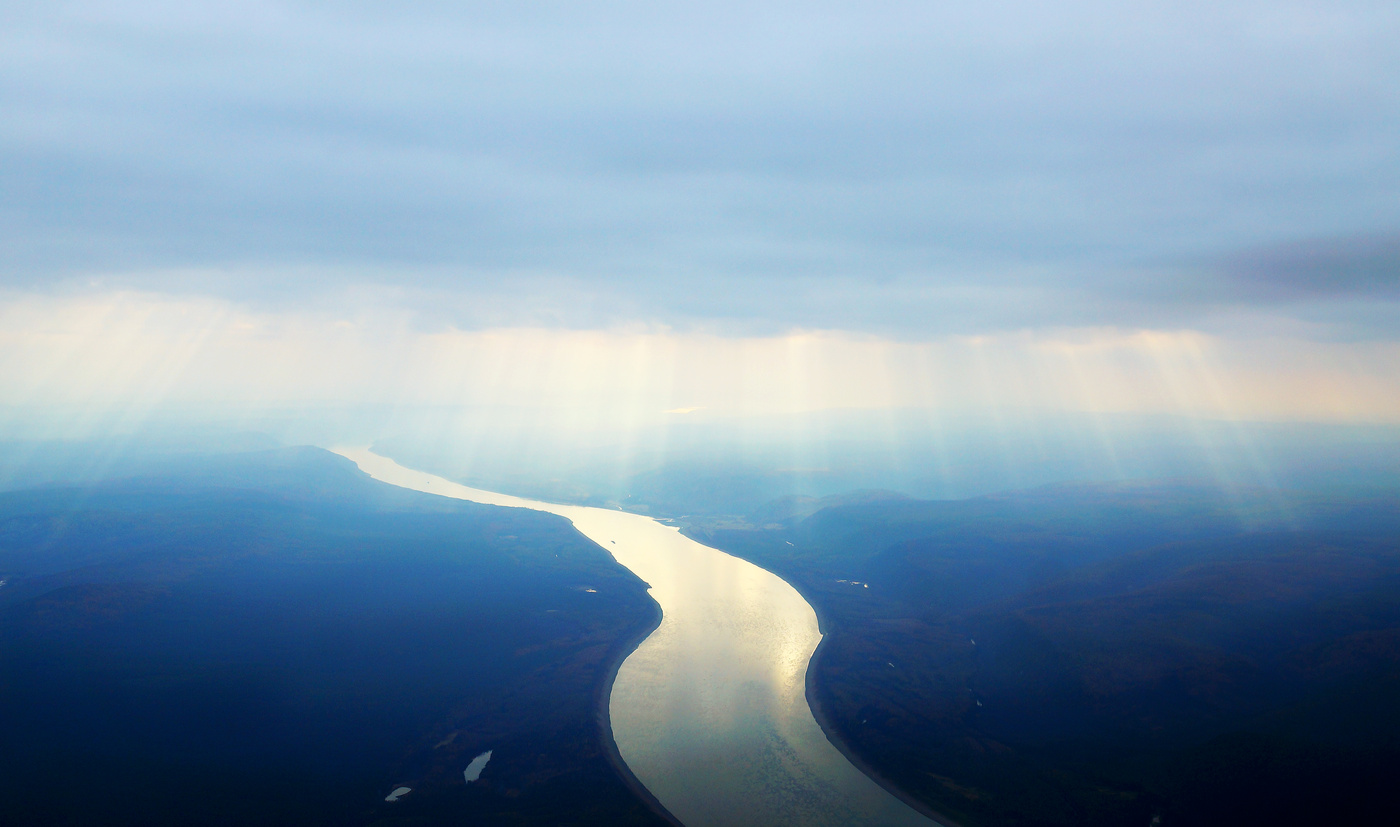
[{"xmin": 336, "ymin": 448, "xmax": 936, "ymax": 827}]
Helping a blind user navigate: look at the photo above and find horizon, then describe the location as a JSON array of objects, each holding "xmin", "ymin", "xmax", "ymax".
[{"xmin": 2, "ymin": 1, "xmax": 1398, "ymax": 463}]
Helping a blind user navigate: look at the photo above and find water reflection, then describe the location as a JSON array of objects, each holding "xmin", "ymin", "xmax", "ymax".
[{"xmin": 337, "ymin": 448, "xmax": 936, "ymax": 827}]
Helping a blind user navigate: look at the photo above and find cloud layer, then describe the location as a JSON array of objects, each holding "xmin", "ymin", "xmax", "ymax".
[
  {"xmin": 4, "ymin": 1, "xmax": 1399, "ymax": 335},
  {"xmin": 3, "ymin": 293, "xmax": 1397, "ymax": 437}
]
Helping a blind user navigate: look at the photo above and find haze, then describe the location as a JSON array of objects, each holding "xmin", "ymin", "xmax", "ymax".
[
  {"xmin": 5, "ymin": 7, "xmax": 1400, "ymax": 826},
  {"xmin": 2, "ymin": 0, "xmax": 1398, "ymax": 481}
]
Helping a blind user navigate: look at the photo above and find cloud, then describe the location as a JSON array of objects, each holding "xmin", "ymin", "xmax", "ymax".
[
  {"xmin": 2, "ymin": 292, "xmax": 1397, "ymax": 437},
  {"xmin": 1218, "ymin": 234, "xmax": 1400, "ymax": 300},
  {"xmin": 2, "ymin": 1, "xmax": 1399, "ymax": 337}
]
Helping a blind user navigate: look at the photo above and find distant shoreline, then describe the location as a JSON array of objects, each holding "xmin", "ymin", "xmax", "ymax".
[{"xmin": 594, "ymin": 591, "xmax": 684, "ymax": 827}]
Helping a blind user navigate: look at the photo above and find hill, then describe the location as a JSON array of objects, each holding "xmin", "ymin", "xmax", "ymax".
[
  {"xmin": 0, "ymin": 447, "xmax": 667, "ymax": 826},
  {"xmin": 689, "ymin": 483, "xmax": 1400, "ymax": 826}
]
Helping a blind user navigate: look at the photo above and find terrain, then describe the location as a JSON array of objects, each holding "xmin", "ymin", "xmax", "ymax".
[
  {"xmin": 12, "ymin": 437, "xmax": 1398, "ymax": 826},
  {"xmin": 0, "ymin": 447, "xmax": 667, "ymax": 826},
  {"xmin": 689, "ymin": 484, "xmax": 1400, "ymax": 826}
]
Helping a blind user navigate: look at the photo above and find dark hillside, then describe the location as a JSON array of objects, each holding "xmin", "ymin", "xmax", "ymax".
[
  {"xmin": 691, "ymin": 484, "xmax": 1400, "ymax": 827},
  {"xmin": 0, "ymin": 447, "xmax": 667, "ymax": 827}
]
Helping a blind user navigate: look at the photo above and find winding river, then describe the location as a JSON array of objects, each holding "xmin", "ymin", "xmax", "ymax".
[{"xmin": 336, "ymin": 448, "xmax": 938, "ymax": 827}]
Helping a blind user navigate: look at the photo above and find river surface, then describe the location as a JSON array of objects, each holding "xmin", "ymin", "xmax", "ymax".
[{"xmin": 336, "ymin": 448, "xmax": 937, "ymax": 827}]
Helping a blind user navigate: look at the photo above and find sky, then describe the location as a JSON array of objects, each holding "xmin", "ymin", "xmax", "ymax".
[{"xmin": 2, "ymin": 1, "xmax": 1398, "ymax": 437}]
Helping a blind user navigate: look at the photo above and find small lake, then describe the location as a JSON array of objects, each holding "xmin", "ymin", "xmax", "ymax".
[
  {"xmin": 337, "ymin": 448, "xmax": 937, "ymax": 827},
  {"xmin": 464, "ymin": 750, "xmax": 492, "ymax": 783}
]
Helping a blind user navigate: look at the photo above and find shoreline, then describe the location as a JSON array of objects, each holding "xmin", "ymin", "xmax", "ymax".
[
  {"xmin": 343, "ymin": 447, "xmax": 678, "ymax": 824},
  {"xmin": 346, "ymin": 448, "xmax": 943, "ymax": 825},
  {"xmin": 802, "ymin": 623, "xmax": 965, "ymax": 827},
  {"xmin": 593, "ymin": 590, "xmax": 684, "ymax": 827},
  {"xmin": 679, "ymin": 527, "xmax": 964, "ymax": 827}
]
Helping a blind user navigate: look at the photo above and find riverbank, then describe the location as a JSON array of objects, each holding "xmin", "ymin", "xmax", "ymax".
[
  {"xmin": 594, "ymin": 590, "xmax": 684, "ymax": 827},
  {"xmin": 802, "ymin": 623, "xmax": 964, "ymax": 827},
  {"xmin": 345, "ymin": 449, "xmax": 936, "ymax": 826},
  {"xmin": 766, "ymin": 564, "xmax": 966, "ymax": 827},
  {"xmin": 674, "ymin": 523, "xmax": 960, "ymax": 827}
]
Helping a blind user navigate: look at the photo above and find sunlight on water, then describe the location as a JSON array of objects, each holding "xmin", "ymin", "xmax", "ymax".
[{"xmin": 335, "ymin": 448, "xmax": 937, "ymax": 827}]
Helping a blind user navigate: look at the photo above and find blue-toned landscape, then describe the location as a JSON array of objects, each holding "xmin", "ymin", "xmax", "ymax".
[
  {"xmin": 0, "ymin": 448, "xmax": 666, "ymax": 826},
  {"xmin": 3, "ymin": 438, "xmax": 1398, "ymax": 825},
  {"xmin": 3, "ymin": 2, "xmax": 1399, "ymax": 825}
]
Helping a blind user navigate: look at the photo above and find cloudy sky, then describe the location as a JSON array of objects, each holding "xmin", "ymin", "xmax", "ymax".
[{"xmin": 2, "ymin": 1, "xmax": 1398, "ymax": 429}]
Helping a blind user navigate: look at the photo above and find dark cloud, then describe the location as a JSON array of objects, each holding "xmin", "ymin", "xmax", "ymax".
[
  {"xmin": 1221, "ymin": 235, "xmax": 1400, "ymax": 299},
  {"xmin": 2, "ymin": 1, "xmax": 1399, "ymax": 335}
]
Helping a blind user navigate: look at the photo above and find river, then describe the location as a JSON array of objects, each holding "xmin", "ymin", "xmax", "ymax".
[{"xmin": 335, "ymin": 448, "xmax": 938, "ymax": 827}]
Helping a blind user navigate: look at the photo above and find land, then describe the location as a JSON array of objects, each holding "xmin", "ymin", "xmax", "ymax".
[
  {"xmin": 28, "ymin": 439, "xmax": 1393, "ymax": 825},
  {"xmin": 687, "ymin": 483, "xmax": 1400, "ymax": 827},
  {"xmin": 0, "ymin": 447, "xmax": 670, "ymax": 826}
]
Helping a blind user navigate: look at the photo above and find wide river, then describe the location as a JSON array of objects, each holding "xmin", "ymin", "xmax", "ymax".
[{"xmin": 337, "ymin": 448, "xmax": 938, "ymax": 827}]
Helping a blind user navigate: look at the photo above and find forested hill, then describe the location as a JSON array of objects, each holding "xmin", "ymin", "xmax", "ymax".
[
  {"xmin": 0, "ymin": 447, "xmax": 667, "ymax": 827},
  {"xmin": 689, "ymin": 484, "xmax": 1400, "ymax": 827}
]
